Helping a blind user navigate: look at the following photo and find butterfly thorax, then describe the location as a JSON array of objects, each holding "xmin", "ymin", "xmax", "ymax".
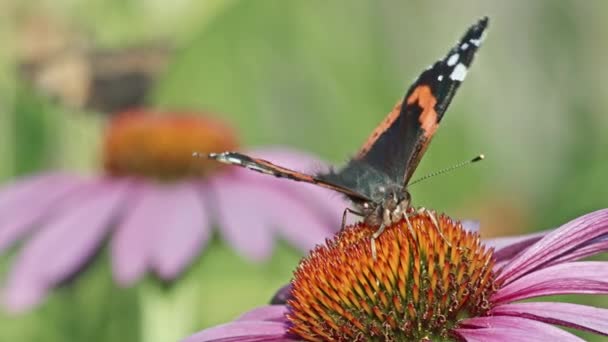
[{"xmin": 358, "ymin": 189, "xmax": 412, "ymax": 227}]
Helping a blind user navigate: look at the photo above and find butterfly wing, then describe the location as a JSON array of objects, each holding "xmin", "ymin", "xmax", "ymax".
[
  {"xmin": 319, "ymin": 17, "xmax": 488, "ymax": 198},
  {"xmin": 205, "ymin": 152, "xmax": 371, "ymax": 202}
]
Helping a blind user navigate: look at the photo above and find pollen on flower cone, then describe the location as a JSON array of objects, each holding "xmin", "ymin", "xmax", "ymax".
[
  {"xmin": 103, "ymin": 110, "xmax": 239, "ymax": 181},
  {"xmin": 287, "ymin": 211, "xmax": 496, "ymax": 341}
]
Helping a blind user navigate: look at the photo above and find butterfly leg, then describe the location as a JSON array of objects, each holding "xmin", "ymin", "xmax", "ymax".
[
  {"xmin": 419, "ymin": 207, "xmax": 452, "ymax": 248},
  {"xmin": 402, "ymin": 211, "xmax": 416, "ymax": 237},
  {"xmin": 370, "ymin": 224, "xmax": 385, "ymax": 261},
  {"xmin": 341, "ymin": 208, "xmax": 364, "ymax": 231},
  {"xmin": 371, "ymin": 208, "xmax": 391, "ymax": 260}
]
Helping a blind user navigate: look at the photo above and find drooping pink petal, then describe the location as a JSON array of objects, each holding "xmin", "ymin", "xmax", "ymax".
[
  {"xmin": 236, "ymin": 305, "xmax": 289, "ymax": 322},
  {"xmin": 180, "ymin": 321, "xmax": 293, "ymax": 342},
  {"xmin": 0, "ymin": 174, "xmax": 86, "ymax": 252},
  {"xmin": 111, "ymin": 183, "xmax": 159, "ymax": 285},
  {"xmin": 245, "ymin": 176, "xmax": 348, "ymax": 235},
  {"xmin": 240, "ymin": 147, "xmax": 348, "ymax": 229},
  {"xmin": 112, "ymin": 182, "xmax": 211, "ymax": 283},
  {"xmin": 265, "ymin": 189, "xmax": 336, "ymax": 253},
  {"xmin": 455, "ymin": 316, "xmax": 584, "ymax": 342},
  {"xmin": 491, "ymin": 302, "xmax": 608, "ymax": 336},
  {"xmin": 212, "ymin": 173, "xmax": 337, "ymax": 259},
  {"xmin": 2, "ymin": 179, "xmax": 130, "ymax": 312},
  {"xmin": 150, "ymin": 182, "xmax": 210, "ymax": 280},
  {"xmin": 486, "ymin": 231, "xmax": 546, "ymax": 264},
  {"xmin": 273, "ymin": 181, "xmax": 346, "ymax": 229},
  {"xmin": 497, "ymin": 209, "xmax": 608, "ymax": 285},
  {"xmin": 0, "ymin": 172, "xmax": 72, "ymax": 208},
  {"xmin": 182, "ymin": 305, "xmax": 290, "ymax": 341},
  {"xmin": 210, "ymin": 177, "xmax": 280, "ymax": 261},
  {"xmin": 546, "ymin": 235, "xmax": 608, "ymax": 266},
  {"xmin": 493, "ymin": 261, "xmax": 608, "ymax": 304}
]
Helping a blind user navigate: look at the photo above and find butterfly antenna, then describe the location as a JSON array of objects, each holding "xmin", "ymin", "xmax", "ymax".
[{"xmin": 409, "ymin": 154, "xmax": 485, "ymax": 186}]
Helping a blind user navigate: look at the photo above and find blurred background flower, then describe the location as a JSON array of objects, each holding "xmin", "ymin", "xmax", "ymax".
[
  {"xmin": 0, "ymin": 109, "xmax": 345, "ymax": 314},
  {"xmin": 2, "ymin": 0, "xmax": 608, "ymax": 341},
  {"xmin": 0, "ymin": 109, "xmax": 347, "ymax": 341}
]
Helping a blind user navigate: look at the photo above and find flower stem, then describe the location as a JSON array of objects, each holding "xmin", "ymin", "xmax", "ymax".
[{"xmin": 138, "ymin": 279, "xmax": 200, "ymax": 342}]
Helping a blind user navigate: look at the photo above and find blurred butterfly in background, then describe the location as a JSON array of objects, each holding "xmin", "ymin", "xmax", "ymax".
[{"xmin": 16, "ymin": 13, "xmax": 172, "ymax": 114}]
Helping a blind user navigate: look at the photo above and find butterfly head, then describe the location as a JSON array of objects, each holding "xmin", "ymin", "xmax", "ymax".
[{"xmin": 359, "ymin": 188, "xmax": 412, "ymax": 227}]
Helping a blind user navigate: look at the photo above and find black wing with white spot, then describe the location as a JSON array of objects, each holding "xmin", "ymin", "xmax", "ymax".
[
  {"xmin": 318, "ymin": 17, "xmax": 488, "ymax": 196},
  {"xmin": 202, "ymin": 18, "xmax": 488, "ymax": 204}
]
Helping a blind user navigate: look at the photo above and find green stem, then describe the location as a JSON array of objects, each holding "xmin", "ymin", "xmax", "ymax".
[{"xmin": 138, "ymin": 279, "xmax": 200, "ymax": 342}]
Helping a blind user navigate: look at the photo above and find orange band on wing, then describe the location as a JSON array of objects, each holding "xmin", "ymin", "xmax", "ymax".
[
  {"xmin": 407, "ymin": 85, "xmax": 438, "ymax": 138},
  {"xmin": 356, "ymin": 100, "xmax": 403, "ymax": 158}
]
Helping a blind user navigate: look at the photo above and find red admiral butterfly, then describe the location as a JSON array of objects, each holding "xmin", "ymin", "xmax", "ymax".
[{"xmin": 202, "ymin": 17, "xmax": 488, "ymax": 256}]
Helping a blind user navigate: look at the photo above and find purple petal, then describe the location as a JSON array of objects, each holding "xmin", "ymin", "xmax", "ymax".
[
  {"xmin": 493, "ymin": 261, "xmax": 608, "ymax": 304},
  {"xmin": 215, "ymin": 147, "xmax": 348, "ymax": 254},
  {"xmin": 240, "ymin": 147, "xmax": 349, "ymax": 230},
  {"xmin": 546, "ymin": 234, "xmax": 608, "ymax": 266},
  {"xmin": 262, "ymin": 178, "xmax": 349, "ymax": 238},
  {"xmin": 210, "ymin": 177, "xmax": 275, "ymax": 261},
  {"xmin": 485, "ymin": 231, "xmax": 546, "ymax": 251},
  {"xmin": 0, "ymin": 172, "xmax": 73, "ymax": 207},
  {"xmin": 485, "ymin": 231, "xmax": 546, "ymax": 264},
  {"xmin": 111, "ymin": 183, "xmax": 159, "ymax": 285},
  {"xmin": 213, "ymin": 175, "xmax": 337, "ymax": 258},
  {"xmin": 151, "ymin": 182, "xmax": 210, "ymax": 280},
  {"xmin": 0, "ymin": 174, "xmax": 85, "ymax": 252},
  {"xmin": 265, "ymin": 189, "xmax": 336, "ymax": 253},
  {"xmin": 497, "ymin": 209, "xmax": 608, "ymax": 285},
  {"xmin": 180, "ymin": 321, "xmax": 293, "ymax": 342},
  {"xmin": 455, "ymin": 316, "xmax": 584, "ymax": 342},
  {"xmin": 2, "ymin": 180, "xmax": 130, "ymax": 312},
  {"xmin": 492, "ymin": 302, "xmax": 608, "ymax": 336},
  {"xmin": 272, "ymin": 180, "xmax": 347, "ymax": 232},
  {"xmin": 112, "ymin": 182, "xmax": 210, "ymax": 283},
  {"xmin": 0, "ymin": 283, "xmax": 46, "ymax": 315},
  {"xmin": 236, "ymin": 305, "xmax": 289, "ymax": 322}
]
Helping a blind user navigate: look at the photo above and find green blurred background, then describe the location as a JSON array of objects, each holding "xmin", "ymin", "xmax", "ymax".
[{"xmin": 1, "ymin": 0, "xmax": 607, "ymax": 341}]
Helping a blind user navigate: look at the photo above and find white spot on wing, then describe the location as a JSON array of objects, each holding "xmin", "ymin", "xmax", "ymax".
[
  {"xmin": 469, "ymin": 31, "xmax": 487, "ymax": 47},
  {"xmin": 447, "ymin": 53, "xmax": 459, "ymax": 66},
  {"xmin": 450, "ymin": 63, "xmax": 468, "ymax": 81},
  {"xmin": 226, "ymin": 156, "xmax": 243, "ymax": 165},
  {"xmin": 460, "ymin": 42, "xmax": 469, "ymax": 50},
  {"xmin": 437, "ymin": 75, "xmax": 444, "ymax": 81}
]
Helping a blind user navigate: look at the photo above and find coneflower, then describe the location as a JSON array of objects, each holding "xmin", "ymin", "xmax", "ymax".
[
  {"xmin": 183, "ymin": 208, "xmax": 608, "ymax": 341},
  {"xmin": 0, "ymin": 109, "xmax": 347, "ymax": 313}
]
